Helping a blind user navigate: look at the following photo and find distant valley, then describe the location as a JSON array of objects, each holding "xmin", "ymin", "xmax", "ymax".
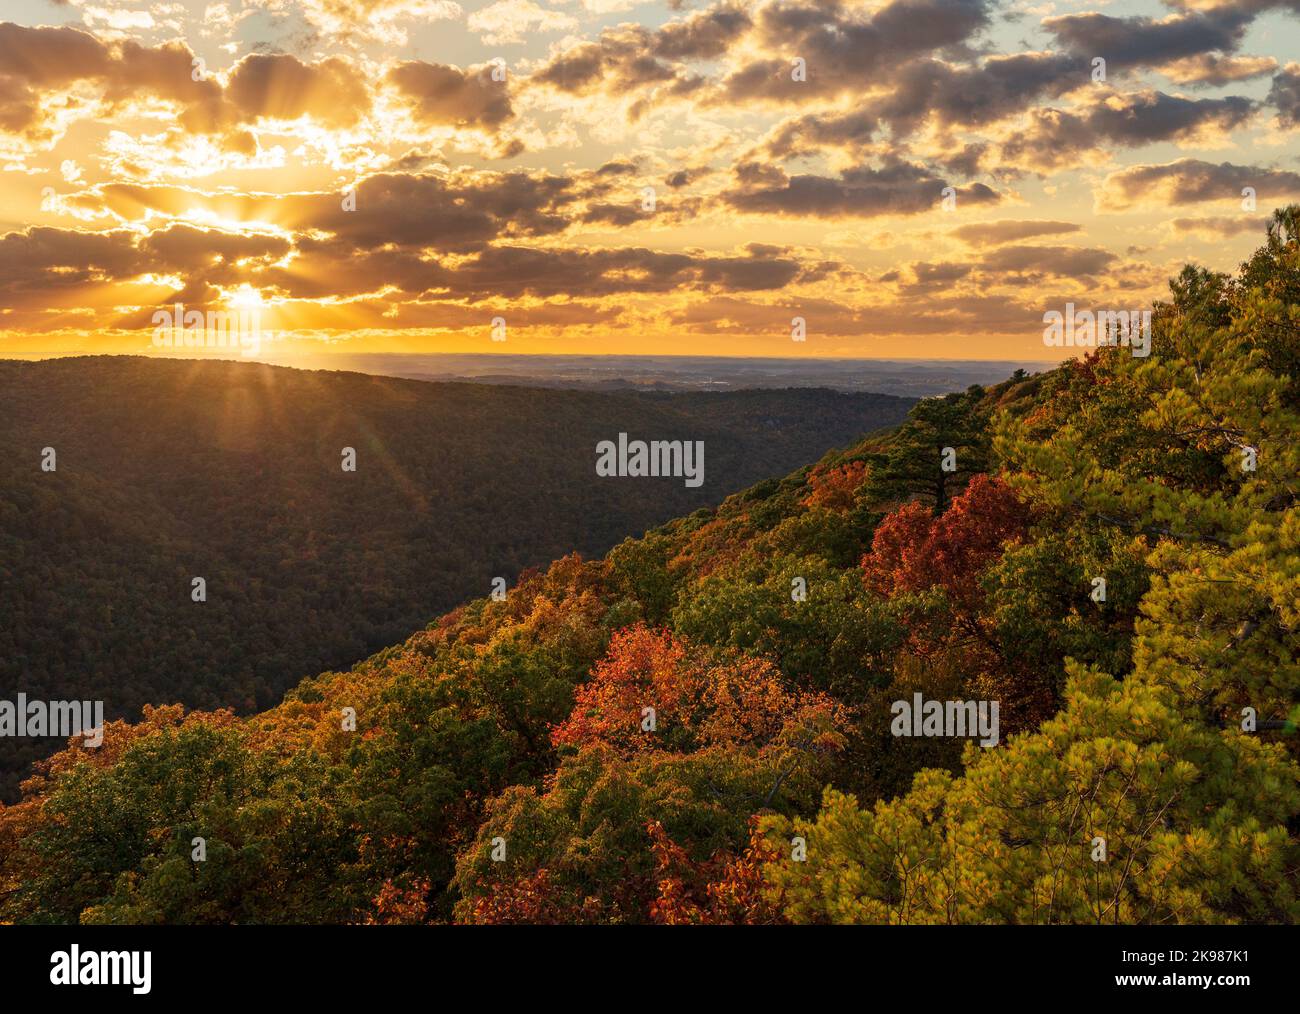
[{"xmin": 257, "ymin": 353, "xmax": 1047, "ymax": 398}]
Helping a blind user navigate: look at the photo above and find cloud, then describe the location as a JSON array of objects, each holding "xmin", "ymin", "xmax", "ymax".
[
  {"xmin": 755, "ymin": 50, "xmax": 1088, "ymax": 158},
  {"xmin": 1160, "ymin": 53, "xmax": 1277, "ymax": 86},
  {"xmin": 864, "ymin": 52, "xmax": 1084, "ymax": 136},
  {"xmin": 717, "ymin": 0, "xmax": 993, "ymax": 104},
  {"xmin": 759, "ymin": 108, "xmax": 880, "ymax": 159},
  {"xmin": 0, "ymin": 24, "xmax": 218, "ymax": 142},
  {"xmin": 976, "ymin": 244, "xmax": 1117, "ymax": 279},
  {"xmin": 526, "ymin": 1, "xmax": 753, "ymax": 104},
  {"xmin": 1098, "ymin": 158, "xmax": 1300, "ymax": 209},
  {"xmin": 410, "ymin": 243, "xmax": 818, "ymax": 300},
  {"xmin": 908, "ymin": 262, "xmax": 973, "ymax": 287},
  {"xmin": 1268, "ymin": 63, "xmax": 1300, "ymax": 127},
  {"xmin": 467, "ymin": 0, "xmax": 578, "ymax": 46},
  {"xmin": 0, "ymin": 23, "xmax": 112, "ymax": 87},
  {"xmin": 0, "ymin": 23, "xmax": 377, "ymax": 144},
  {"xmin": 388, "ymin": 61, "xmax": 514, "ymax": 130},
  {"xmin": 0, "ymin": 213, "xmax": 833, "ymax": 321},
  {"xmin": 68, "ymin": 166, "xmax": 678, "ymax": 249},
  {"xmin": 723, "ymin": 161, "xmax": 1000, "ymax": 219},
  {"xmin": 532, "ymin": 24, "xmax": 694, "ymax": 97},
  {"xmin": 3, "ymin": 0, "xmax": 1298, "ymax": 354},
  {"xmin": 1043, "ymin": 11, "xmax": 1253, "ymax": 73},
  {"xmin": 0, "ymin": 227, "xmax": 142, "ymax": 306},
  {"xmin": 951, "ymin": 220, "xmax": 1082, "ymax": 246},
  {"xmin": 226, "ymin": 54, "xmax": 372, "ymax": 128},
  {"xmin": 1170, "ymin": 215, "xmax": 1269, "ymax": 236},
  {"xmin": 1001, "ymin": 91, "xmax": 1256, "ymax": 171},
  {"xmin": 652, "ymin": 1, "xmax": 752, "ymax": 60}
]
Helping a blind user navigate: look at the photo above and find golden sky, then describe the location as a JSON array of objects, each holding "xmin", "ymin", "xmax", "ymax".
[{"xmin": 2, "ymin": 0, "xmax": 1300, "ymax": 363}]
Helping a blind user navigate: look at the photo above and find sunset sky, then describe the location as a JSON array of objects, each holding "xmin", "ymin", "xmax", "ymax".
[{"xmin": 2, "ymin": 0, "xmax": 1300, "ymax": 363}]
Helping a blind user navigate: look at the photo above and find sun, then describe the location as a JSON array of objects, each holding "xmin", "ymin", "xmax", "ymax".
[{"xmin": 227, "ymin": 285, "xmax": 265, "ymax": 311}]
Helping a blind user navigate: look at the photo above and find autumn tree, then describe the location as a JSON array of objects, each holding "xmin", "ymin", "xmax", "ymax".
[
  {"xmin": 863, "ymin": 387, "xmax": 990, "ymax": 512},
  {"xmin": 763, "ymin": 212, "xmax": 1300, "ymax": 925}
]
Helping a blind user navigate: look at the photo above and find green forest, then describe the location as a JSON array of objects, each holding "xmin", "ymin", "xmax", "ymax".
[
  {"xmin": 0, "ymin": 209, "xmax": 1297, "ymax": 923},
  {"xmin": 0, "ymin": 359, "xmax": 913, "ymax": 801}
]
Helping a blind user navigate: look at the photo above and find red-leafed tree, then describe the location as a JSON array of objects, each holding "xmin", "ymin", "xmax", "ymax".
[
  {"xmin": 862, "ymin": 474, "xmax": 1029, "ymax": 606},
  {"xmin": 463, "ymin": 868, "xmax": 609, "ymax": 925},
  {"xmin": 551, "ymin": 624, "xmax": 838, "ymax": 757},
  {"xmin": 647, "ymin": 817, "xmax": 787, "ymax": 925},
  {"xmin": 860, "ymin": 501, "xmax": 935, "ymax": 597},
  {"xmin": 802, "ymin": 460, "xmax": 867, "ymax": 510}
]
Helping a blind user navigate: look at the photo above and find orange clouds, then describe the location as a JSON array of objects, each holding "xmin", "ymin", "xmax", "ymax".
[{"xmin": 3, "ymin": 0, "xmax": 1300, "ymax": 360}]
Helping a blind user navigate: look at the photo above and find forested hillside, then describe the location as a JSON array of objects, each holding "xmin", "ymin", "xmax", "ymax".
[
  {"xmin": 0, "ymin": 358, "xmax": 914, "ymax": 799},
  {"xmin": 1, "ymin": 209, "xmax": 1296, "ymax": 924}
]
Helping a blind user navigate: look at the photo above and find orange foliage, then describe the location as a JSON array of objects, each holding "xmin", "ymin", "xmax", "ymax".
[
  {"xmin": 667, "ymin": 514, "xmax": 746, "ymax": 578},
  {"xmin": 802, "ymin": 460, "xmax": 867, "ymax": 510},
  {"xmin": 647, "ymin": 818, "xmax": 786, "ymax": 925},
  {"xmin": 551, "ymin": 624, "xmax": 834, "ymax": 755},
  {"xmin": 463, "ymin": 869, "xmax": 607, "ymax": 925},
  {"xmin": 862, "ymin": 474, "xmax": 1029, "ymax": 606},
  {"xmin": 365, "ymin": 878, "xmax": 433, "ymax": 925}
]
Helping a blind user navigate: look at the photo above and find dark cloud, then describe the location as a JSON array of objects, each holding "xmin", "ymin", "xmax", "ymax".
[
  {"xmin": 0, "ymin": 22, "xmax": 111, "ymax": 86},
  {"xmin": 595, "ymin": 160, "xmax": 638, "ymax": 175},
  {"xmin": 104, "ymin": 40, "xmax": 227, "ymax": 133},
  {"xmin": 67, "ymin": 166, "xmax": 695, "ymax": 253},
  {"xmin": 869, "ymin": 52, "xmax": 1083, "ymax": 134},
  {"xmin": 531, "ymin": 0, "xmax": 995, "ymax": 120},
  {"xmin": 723, "ymin": 161, "xmax": 1000, "ymax": 219},
  {"xmin": 718, "ymin": 0, "xmax": 993, "ymax": 104},
  {"xmin": 653, "ymin": 2, "xmax": 753, "ymax": 60},
  {"xmin": 533, "ymin": 1, "xmax": 749, "ymax": 102},
  {"xmin": 138, "ymin": 225, "xmax": 291, "ymax": 274},
  {"xmin": 665, "ymin": 166, "xmax": 714, "ymax": 188},
  {"xmin": 909, "ymin": 262, "xmax": 973, "ymax": 286},
  {"xmin": 951, "ymin": 220, "xmax": 1082, "ymax": 246},
  {"xmin": 580, "ymin": 203, "xmax": 653, "ymax": 227},
  {"xmin": 388, "ymin": 61, "xmax": 513, "ymax": 130},
  {"xmin": 0, "ymin": 227, "xmax": 141, "ymax": 304},
  {"xmin": 754, "ymin": 50, "xmax": 1083, "ymax": 158},
  {"xmin": 412, "ymin": 243, "xmax": 816, "ymax": 300},
  {"xmin": 534, "ymin": 26, "xmax": 684, "ymax": 96},
  {"xmin": 295, "ymin": 172, "xmax": 579, "ymax": 249},
  {"xmin": 937, "ymin": 143, "xmax": 991, "ymax": 179},
  {"xmin": 0, "ymin": 25, "xmax": 211, "ymax": 140},
  {"xmin": 1268, "ymin": 63, "xmax": 1300, "ymax": 127},
  {"xmin": 1100, "ymin": 158, "xmax": 1300, "ymax": 209},
  {"xmin": 228, "ymin": 54, "xmax": 371, "ymax": 128},
  {"xmin": 1002, "ymin": 91, "xmax": 1255, "ymax": 170},
  {"xmin": 1044, "ymin": 11, "xmax": 1253, "ymax": 73},
  {"xmin": 0, "ymin": 23, "xmax": 375, "ymax": 144},
  {"xmin": 760, "ymin": 108, "xmax": 880, "ymax": 159},
  {"xmin": 977, "ymin": 244, "xmax": 1116, "ymax": 279},
  {"xmin": 1170, "ymin": 215, "xmax": 1270, "ymax": 236}
]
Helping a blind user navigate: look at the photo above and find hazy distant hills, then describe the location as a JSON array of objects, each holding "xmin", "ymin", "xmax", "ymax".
[
  {"xmin": 0, "ymin": 355, "xmax": 921, "ymax": 799},
  {"xmin": 259, "ymin": 353, "xmax": 1048, "ymax": 397}
]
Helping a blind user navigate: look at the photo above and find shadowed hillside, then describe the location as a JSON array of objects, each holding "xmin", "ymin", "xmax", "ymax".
[{"xmin": 0, "ymin": 355, "xmax": 915, "ymax": 798}]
